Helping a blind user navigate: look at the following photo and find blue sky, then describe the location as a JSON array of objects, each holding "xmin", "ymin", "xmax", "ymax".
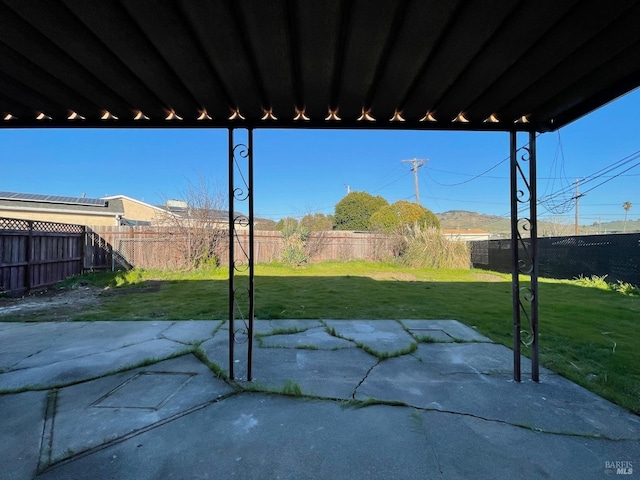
[{"xmin": 1, "ymin": 87, "xmax": 638, "ymax": 226}]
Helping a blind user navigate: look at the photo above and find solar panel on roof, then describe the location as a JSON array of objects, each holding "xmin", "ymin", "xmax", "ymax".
[{"xmin": 0, "ymin": 191, "xmax": 106, "ymax": 207}]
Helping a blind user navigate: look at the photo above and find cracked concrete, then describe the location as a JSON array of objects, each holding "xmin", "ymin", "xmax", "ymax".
[{"xmin": 1, "ymin": 319, "xmax": 639, "ymax": 479}]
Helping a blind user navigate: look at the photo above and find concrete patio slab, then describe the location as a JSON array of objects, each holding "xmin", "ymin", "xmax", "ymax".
[
  {"xmin": 1, "ymin": 319, "xmax": 638, "ymax": 480},
  {"xmin": 355, "ymin": 348, "xmax": 640, "ymax": 439},
  {"xmin": 41, "ymin": 355, "xmax": 234, "ymax": 468},
  {"xmin": 260, "ymin": 319, "xmax": 324, "ymax": 331},
  {"xmin": 0, "ymin": 338, "xmax": 190, "ymax": 390},
  {"xmin": 258, "ymin": 326, "xmax": 355, "ymax": 350},
  {"xmin": 323, "ymin": 319, "xmax": 416, "ymax": 356},
  {"xmin": 35, "ymin": 393, "xmax": 640, "ymax": 480},
  {"xmin": 239, "ymin": 347, "xmax": 379, "ymax": 399},
  {"xmin": 411, "ymin": 342, "xmax": 541, "ymax": 375},
  {"xmin": 400, "ymin": 319, "xmax": 493, "ymax": 342},
  {"xmin": 159, "ymin": 320, "xmax": 222, "ymax": 344},
  {"xmin": 0, "ymin": 390, "xmax": 48, "ymax": 480}
]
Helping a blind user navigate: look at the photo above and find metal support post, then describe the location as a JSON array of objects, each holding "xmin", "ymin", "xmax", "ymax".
[
  {"xmin": 529, "ymin": 131, "xmax": 539, "ymax": 382},
  {"xmin": 510, "ymin": 133, "xmax": 521, "ymax": 382},
  {"xmin": 509, "ymin": 131, "xmax": 539, "ymax": 382},
  {"xmin": 227, "ymin": 128, "xmax": 255, "ymax": 381}
]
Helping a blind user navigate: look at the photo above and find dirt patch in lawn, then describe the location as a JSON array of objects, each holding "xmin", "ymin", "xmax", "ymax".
[
  {"xmin": 473, "ymin": 273, "xmax": 507, "ymax": 282},
  {"xmin": 0, "ymin": 281, "xmax": 162, "ymax": 322},
  {"xmin": 370, "ymin": 272, "xmax": 418, "ymax": 282},
  {"xmin": 0, "ymin": 286, "xmax": 102, "ymax": 321}
]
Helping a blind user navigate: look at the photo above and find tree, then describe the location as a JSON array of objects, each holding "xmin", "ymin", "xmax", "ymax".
[
  {"xmin": 300, "ymin": 213, "xmax": 334, "ymax": 231},
  {"xmin": 544, "ymin": 216, "xmax": 571, "ymax": 237},
  {"xmin": 276, "ymin": 217, "xmax": 299, "ymax": 231},
  {"xmin": 276, "ymin": 214, "xmax": 332, "ymax": 265},
  {"xmin": 623, "ymin": 201, "xmax": 632, "ymax": 232},
  {"xmin": 159, "ymin": 175, "xmax": 227, "ymax": 269},
  {"xmin": 334, "ymin": 191, "xmax": 388, "ymax": 231},
  {"xmin": 370, "ymin": 200, "xmax": 440, "ymax": 232}
]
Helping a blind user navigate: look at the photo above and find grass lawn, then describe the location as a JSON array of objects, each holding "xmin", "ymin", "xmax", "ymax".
[{"xmin": 34, "ymin": 262, "xmax": 640, "ymax": 413}]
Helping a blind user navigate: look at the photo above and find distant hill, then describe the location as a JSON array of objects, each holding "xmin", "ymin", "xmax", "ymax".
[{"xmin": 436, "ymin": 210, "xmax": 640, "ymax": 237}]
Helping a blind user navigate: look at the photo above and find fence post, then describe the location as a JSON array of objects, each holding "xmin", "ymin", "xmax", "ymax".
[
  {"xmin": 81, "ymin": 226, "xmax": 87, "ymax": 273},
  {"xmin": 24, "ymin": 220, "xmax": 34, "ymax": 294}
]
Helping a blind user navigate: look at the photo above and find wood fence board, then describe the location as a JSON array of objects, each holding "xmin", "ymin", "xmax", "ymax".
[{"xmin": 0, "ymin": 218, "xmax": 86, "ymax": 296}]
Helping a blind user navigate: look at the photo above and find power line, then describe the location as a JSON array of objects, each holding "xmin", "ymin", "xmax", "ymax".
[
  {"xmin": 538, "ymin": 150, "xmax": 640, "ymax": 214},
  {"xmin": 424, "ymin": 136, "xmax": 541, "ymax": 187},
  {"xmin": 426, "ymin": 157, "xmax": 508, "ymax": 186},
  {"xmin": 371, "ymin": 170, "xmax": 411, "ymax": 193}
]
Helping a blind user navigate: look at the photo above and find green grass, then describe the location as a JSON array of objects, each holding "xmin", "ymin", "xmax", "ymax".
[{"xmin": 12, "ymin": 261, "xmax": 640, "ymax": 413}]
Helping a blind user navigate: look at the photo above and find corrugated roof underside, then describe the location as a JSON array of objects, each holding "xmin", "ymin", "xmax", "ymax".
[{"xmin": 0, "ymin": 0, "xmax": 639, "ymax": 132}]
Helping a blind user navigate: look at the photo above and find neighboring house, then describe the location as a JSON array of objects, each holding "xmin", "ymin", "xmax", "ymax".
[
  {"xmin": 0, "ymin": 191, "xmax": 172, "ymax": 227},
  {"xmin": 442, "ymin": 228, "xmax": 491, "ymax": 242},
  {"xmin": 101, "ymin": 195, "xmax": 173, "ymax": 226}
]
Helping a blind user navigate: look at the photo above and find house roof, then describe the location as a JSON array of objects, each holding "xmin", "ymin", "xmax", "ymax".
[
  {"xmin": 0, "ymin": 191, "xmax": 124, "ymax": 217},
  {"xmin": 0, "ymin": 0, "xmax": 638, "ymax": 132},
  {"xmin": 102, "ymin": 194, "xmax": 172, "ymax": 216}
]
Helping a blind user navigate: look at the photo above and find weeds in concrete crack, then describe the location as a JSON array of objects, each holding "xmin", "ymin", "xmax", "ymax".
[
  {"xmin": 341, "ymin": 397, "xmax": 408, "ymax": 409},
  {"xmin": 281, "ymin": 380, "xmax": 304, "ymax": 397},
  {"xmin": 211, "ymin": 320, "xmax": 225, "ymax": 337},
  {"xmin": 191, "ymin": 346, "xmax": 231, "ymax": 383},
  {"xmin": 254, "ymin": 326, "xmax": 309, "ymax": 348},
  {"xmin": 356, "ymin": 341, "xmax": 418, "ymax": 360},
  {"xmin": 322, "ymin": 321, "xmax": 417, "ymax": 359},
  {"xmin": 323, "ymin": 325, "xmax": 338, "ymax": 337},
  {"xmin": 256, "ymin": 326, "xmax": 307, "ymax": 339},
  {"xmin": 0, "ymin": 349, "xmax": 195, "ymax": 394},
  {"xmin": 414, "ymin": 334, "xmax": 438, "ymax": 343},
  {"xmin": 241, "ymin": 379, "xmax": 306, "ymax": 398},
  {"xmin": 37, "ymin": 389, "xmax": 58, "ymax": 472},
  {"xmin": 107, "ymin": 348, "xmax": 194, "ymax": 375}
]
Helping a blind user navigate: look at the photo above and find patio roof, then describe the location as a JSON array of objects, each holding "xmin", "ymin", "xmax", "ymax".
[{"xmin": 0, "ymin": 0, "xmax": 639, "ymax": 132}]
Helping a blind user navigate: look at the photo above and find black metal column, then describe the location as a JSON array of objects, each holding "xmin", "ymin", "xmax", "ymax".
[
  {"xmin": 227, "ymin": 128, "xmax": 255, "ymax": 381},
  {"xmin": 510, "ymin": 132, "xmax": 521, "ymax": 382},
  {"xmin": 529, "ymin": 131, "xmax": 539, "ymax": 382},
  {"xmin": 509, "ymin": 131, "xmax": 539, "ymax": 382}
]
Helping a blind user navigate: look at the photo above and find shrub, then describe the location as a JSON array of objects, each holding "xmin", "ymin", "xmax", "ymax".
[
  {"xmin": 575, "ymin": 275, "xmax": 639, "ymax": 296},
  {"xmin": 370, "ymin": 200, "xmax": 440, "ymax": 232},
  {"xmin": 395, "ymin": 225, "xmax": 470, "ymax": 269},
  {"xmin": 280, "ymin": 220, "xmax": 310, "ymax": 266},
  {"xmin": 334, "ymin": 191, "xmax": 388, "ymax": 231}
]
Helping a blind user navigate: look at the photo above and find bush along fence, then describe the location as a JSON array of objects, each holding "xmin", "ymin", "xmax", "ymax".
[
  {"xmin": 0, "ymin": 217, "xmax": 86, "ymax": 296},
  {"xmin": 471, "ymin": 233, "xmax": 640, "ymax": 286}
]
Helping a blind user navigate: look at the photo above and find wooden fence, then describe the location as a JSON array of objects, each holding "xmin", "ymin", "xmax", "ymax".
[
  {"xmin": 0, "ymin": 217, "xmax": 85, "ymax": 296},
  {"xmin": 1, "ymin": 220, "xmax": 396, "ymax": 295},
  {"xmin": 87, "ymin": 226, "xmax": 395, "ymax": 270}
]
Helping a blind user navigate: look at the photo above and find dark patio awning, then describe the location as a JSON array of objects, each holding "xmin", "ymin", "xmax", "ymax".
[{"xmin": 0, "ymin": 0, "xmax": 639, "ymax": 132}]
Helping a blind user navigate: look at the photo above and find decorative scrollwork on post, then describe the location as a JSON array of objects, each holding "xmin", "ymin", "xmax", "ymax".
[
  {"xmin": 510, "ymin": 132, "xmax": 539, "ymax": 382},
  {"xmin": 228, "ymin": 129, "xmax": 255, "ymax": 381}
]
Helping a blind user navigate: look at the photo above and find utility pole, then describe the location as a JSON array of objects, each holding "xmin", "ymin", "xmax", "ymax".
[
  {"xmin": 401, "ymin": 158, "xmax": 428, "ymax": 204},
  {"xmin": 573, "ymin": 179, "xmax": 585, "ymax": 235},
  {"xmin": 344, "ymin": 184, "xmax": 351, "ymax": 194}
]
